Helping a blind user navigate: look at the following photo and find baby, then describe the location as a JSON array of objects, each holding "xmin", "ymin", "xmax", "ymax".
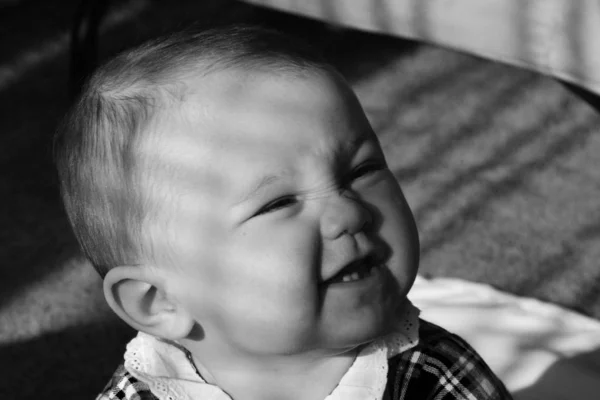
[{"xmin": 54, "ymin": 25, "xmax": 512, "ymax": 400}]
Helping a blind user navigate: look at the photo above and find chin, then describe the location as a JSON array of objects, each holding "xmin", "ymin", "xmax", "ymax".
[{"xmin": 331, "ymin": 318, "xmax": 395, "ymax": 350}]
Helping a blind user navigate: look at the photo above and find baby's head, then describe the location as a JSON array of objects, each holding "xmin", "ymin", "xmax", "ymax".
[{"xmin": 55, "ymin": 25, "xmax": 420, "ymax": 361}]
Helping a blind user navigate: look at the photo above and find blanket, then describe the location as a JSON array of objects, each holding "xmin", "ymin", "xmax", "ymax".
[{"xmin": 410, "ymin": 276, "xmax": 600, "ymax": 399}]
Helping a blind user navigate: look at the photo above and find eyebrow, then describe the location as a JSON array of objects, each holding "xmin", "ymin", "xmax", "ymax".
[{"xmin": 234, "ymin": 174, "xmax": 284, "ymax": 206}]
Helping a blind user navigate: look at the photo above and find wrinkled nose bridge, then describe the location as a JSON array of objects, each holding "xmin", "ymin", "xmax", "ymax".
[{"xmin": 320, "ymin": 190, "xmax": 371, "ymax": 239}]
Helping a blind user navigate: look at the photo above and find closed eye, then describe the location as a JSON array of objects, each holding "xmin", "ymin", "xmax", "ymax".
[
  {"xmin": 349, "ymin": 161, "xmax": 386, "ymax": 181},
  {"xmin": 255, "ymin": 196, "xmax": 298, "ymax": 216}
]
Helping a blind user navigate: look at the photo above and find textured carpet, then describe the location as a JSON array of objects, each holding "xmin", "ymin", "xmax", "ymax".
[{"xmin": 1, "ymin": 0, "xmax": 599, "ymax": 398}]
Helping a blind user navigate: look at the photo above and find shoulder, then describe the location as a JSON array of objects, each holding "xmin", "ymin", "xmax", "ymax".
[
  {"xmin": 95, "ymin": 364, "xmax": 158, "ymax": 400},
  {"xmin": 385, "ymin": 319, "xmax": 513, "ymax": 400}
]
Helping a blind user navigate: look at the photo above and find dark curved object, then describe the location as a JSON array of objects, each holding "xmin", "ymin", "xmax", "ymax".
[
  {"xmin": 70, "ymin": 0, "xmax": 110, "ymax": 97},
  {"xmin": 562, "ymin": 82, "xmax": 600, "ymax": 114}
]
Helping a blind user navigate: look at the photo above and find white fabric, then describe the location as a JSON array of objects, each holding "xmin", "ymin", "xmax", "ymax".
[
  {"xmin": 241, "ymin": 0, "xmax": 600, "ymax": 96},
  {"xmin": 123, "ymin": 301, "xmax": 420, "ymax": 400},
  {"xmin": 408, "ymin": 275, "xmax": 600, "ymax": 400}
]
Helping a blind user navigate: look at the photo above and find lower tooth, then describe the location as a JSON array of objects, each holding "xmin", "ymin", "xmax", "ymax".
[
  {"xmin": 342, "ymin": 273, "xmax": 359, "ymax": 282},
  {"xmin": 341, "ymin": 267, "xmax": 380, "ymax": 283}
]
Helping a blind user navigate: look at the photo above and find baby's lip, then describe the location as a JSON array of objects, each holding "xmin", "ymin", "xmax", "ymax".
[{"xmin": 320, "ymin": 249, "xmax": 386, "ymax": 285}]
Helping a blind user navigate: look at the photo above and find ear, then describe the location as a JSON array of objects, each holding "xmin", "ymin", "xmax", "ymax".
[{"xmin": 103, "ymin": 265, "xmax": 195, "ymax": 340}]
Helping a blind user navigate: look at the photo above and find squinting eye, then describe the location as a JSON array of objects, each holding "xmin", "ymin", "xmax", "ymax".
[
  {"xmin": 350, "ymin": 161, "xmax": 385, "ymax": 181},
  {"xmin": 256, "ymin": 196, "xmax": 298, "ymax": 216}
]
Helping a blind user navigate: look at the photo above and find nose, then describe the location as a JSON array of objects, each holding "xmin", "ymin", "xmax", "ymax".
[{"xmin": 320, "ymin": 191, "xmax": 372, "ymax": 239}]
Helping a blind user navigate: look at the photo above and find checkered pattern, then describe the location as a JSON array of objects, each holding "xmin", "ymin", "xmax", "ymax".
[
  {"xmin": 385, "ymin": 319, "xmax": 512, "ymax": 399},
  {"xmin": 96, "ymin": 320, "xmax": 512, "ymax": 400},
  {"xmin": 95, "ymin": 365, "xmax": 157, "ymax": 400}
]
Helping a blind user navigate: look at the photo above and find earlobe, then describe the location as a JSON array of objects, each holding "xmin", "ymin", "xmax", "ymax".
[{"xmin": 103, "ymin": 265, "xmax": 194, "ymax": 340}]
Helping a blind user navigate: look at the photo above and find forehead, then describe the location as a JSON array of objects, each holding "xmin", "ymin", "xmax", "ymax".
[
  {"xmin": 143, "ymin": 69, "xmax": 374, "ymax": 204},
  {"xmin": 180, "ymin": 68, "xmax": 372, "ymax": 153}
]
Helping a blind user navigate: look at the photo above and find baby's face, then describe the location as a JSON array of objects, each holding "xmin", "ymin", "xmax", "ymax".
[{"xmin": 150, "ymin": 68, "xmax": 419, "ymax": 356}]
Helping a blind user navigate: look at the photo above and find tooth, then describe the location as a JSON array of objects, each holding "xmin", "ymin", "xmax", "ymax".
[
  {"xmin": 342, "ymin": 275, "xmax": 352, "ymax": 282},
  {"xmin": 350, "ymin": 272, "xmax": 360, "ymax": 281}
]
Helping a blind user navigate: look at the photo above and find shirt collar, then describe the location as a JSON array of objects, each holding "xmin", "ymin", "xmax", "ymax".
[{"xmin": 123, "ymin": 301, "xmax": 420, "ymax": 400}]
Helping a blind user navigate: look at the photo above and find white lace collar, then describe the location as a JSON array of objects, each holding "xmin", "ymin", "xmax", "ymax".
[{"xmin": 123, "ymin": 301, "xmax": 420, "ymax": 400}]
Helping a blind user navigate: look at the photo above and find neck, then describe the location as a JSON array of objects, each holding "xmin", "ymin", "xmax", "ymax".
[{"xmin": 182, "ymin": 340, "xmax": 359, "ymax": 400}]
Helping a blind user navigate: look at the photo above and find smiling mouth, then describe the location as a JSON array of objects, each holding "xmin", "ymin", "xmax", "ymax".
[{"xmin": 324, "ymin": 255, "xmax": 385, "ymax": 284}]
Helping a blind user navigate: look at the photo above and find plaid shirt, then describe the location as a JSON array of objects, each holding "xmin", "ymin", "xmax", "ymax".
[{"xmin": 96, "ymin": 319, "xmax": 512, "ymax": 400}]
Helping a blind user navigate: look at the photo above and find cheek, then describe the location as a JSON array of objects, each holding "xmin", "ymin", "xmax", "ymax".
[
  {"xmin": 230, "ymin": 219, "xmax": 321, "ymax": 280},
  {"xmin": 201, "ymin": 221, "xmax": 325, "ymax": 349},
  {"xmin": 365, "ymin": 177, "xmax": 419, "ymax": 286},
  {"xmin": 366, "ymin": 175, "xmax": 417, "ymax": 236}
]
